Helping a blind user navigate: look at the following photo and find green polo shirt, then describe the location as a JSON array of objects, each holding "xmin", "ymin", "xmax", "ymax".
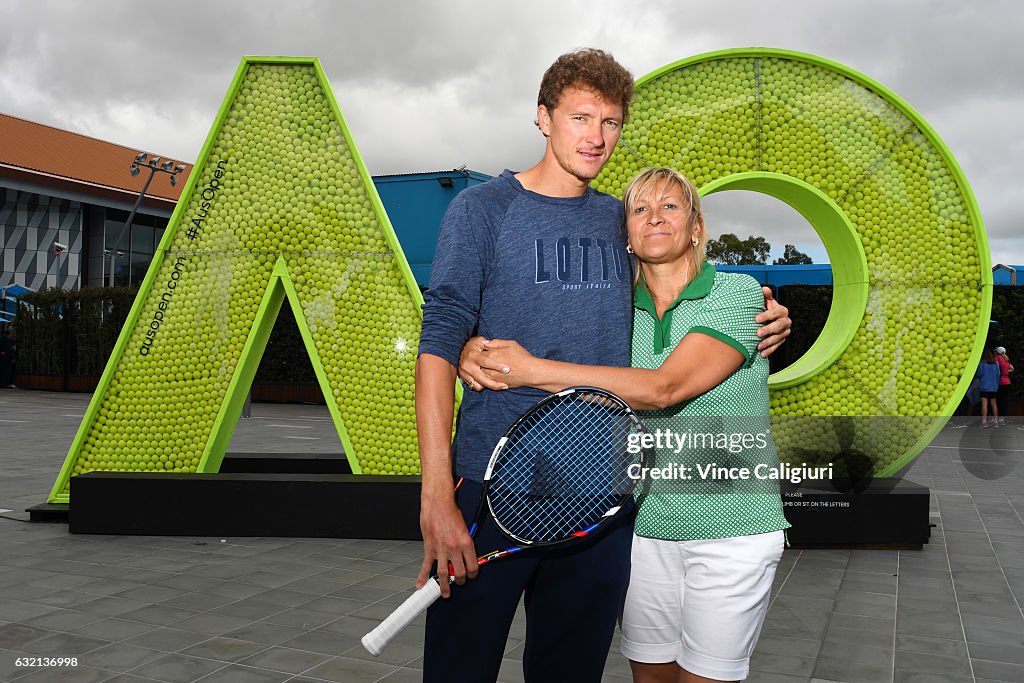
[{"xmin": 632, "ymin": 263, "xmax": 790, "ymax": 541}]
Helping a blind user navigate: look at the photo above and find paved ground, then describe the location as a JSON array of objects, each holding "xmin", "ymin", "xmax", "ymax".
[{"xmin": 0, "ymin": 388, "xmax": 1023, "ymax": 683}]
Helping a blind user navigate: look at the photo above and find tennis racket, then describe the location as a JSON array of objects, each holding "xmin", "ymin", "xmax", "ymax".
[{"xmin": 361, "ymin": 386, "xmax": 648, "ymax": 656}]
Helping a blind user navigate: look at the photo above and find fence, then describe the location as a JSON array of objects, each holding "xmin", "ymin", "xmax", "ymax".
[{"xmin": 14, "ymin": 287, "xmax": 318, "ymax": 399}]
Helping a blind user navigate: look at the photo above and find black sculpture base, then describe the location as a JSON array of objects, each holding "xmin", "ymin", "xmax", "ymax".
[
  {"xmin": 781, "ymin": 478, "xmax": 930, "ymax": 549},
  {"xmin": 26, "ymin": 503, "xmax": 69, "ymax": 522},
  {"xmin": 57, "ymin": 457, "xmax": 929, "ymax": 547},
  {"xmin": 219, "ymin": 452, "xmax": 354, "ymax": 475},
  {"xmin": 68, "ymin": 453, "xmax": 421, "ymax": 539}
]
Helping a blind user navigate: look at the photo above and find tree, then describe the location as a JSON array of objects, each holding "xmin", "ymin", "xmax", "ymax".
[
  {"xmin": 774, "ymin": 244, "xmax": 814, "ymax": 265},
  {"xmin": 705, "ymin": 233, "xmax": 771, "ymax": 265}
]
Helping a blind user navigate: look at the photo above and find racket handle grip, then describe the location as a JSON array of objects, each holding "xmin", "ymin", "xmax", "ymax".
[{"xmin": 361, "ymin": 578, "xmax": 443, "ymax": 656}]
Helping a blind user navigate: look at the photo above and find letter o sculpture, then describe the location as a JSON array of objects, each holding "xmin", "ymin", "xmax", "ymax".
[{"xmin": 593, "ymin": 49, "xmax": 992, "ymax": 477}]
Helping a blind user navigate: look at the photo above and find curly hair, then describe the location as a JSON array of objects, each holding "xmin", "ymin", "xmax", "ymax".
[{"xmin": 537, "ymin": 48, "xmax": 634, "ymax": 120}]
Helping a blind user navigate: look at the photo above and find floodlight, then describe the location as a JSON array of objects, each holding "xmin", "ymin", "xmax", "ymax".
[{"xmin": 110, "ymin": 152, "xmax": 184, "ymax": 285}]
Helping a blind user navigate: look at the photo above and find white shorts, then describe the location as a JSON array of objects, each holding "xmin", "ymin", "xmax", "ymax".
[{"xmin": 620, "ymin": 530, "xmax": 784, "ymax": 680}]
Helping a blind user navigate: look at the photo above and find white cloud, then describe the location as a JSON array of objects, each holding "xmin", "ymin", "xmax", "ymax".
[{"xmin": 1, "ymin": 0, "xmax": 1020, "ymax": 265}]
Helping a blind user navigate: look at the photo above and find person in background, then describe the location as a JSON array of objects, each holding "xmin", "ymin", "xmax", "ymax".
[
  {"xmin": 948, "ymin": 370, "xmax": 981, "ymax": 429},
  {"xmin": 978, "ymin": 350, "xmax": 1002, "ymax": 428},
  {"xmin": 994, "ymin": 346, "xmax": 1013, "ymax": 426}
]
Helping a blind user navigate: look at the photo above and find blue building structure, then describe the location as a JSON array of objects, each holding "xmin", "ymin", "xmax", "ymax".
[
  {"xmin": 373, "ymin": 169, "xmax": 490, "ymax": 287},
  {"xmin": 992, "ymin": 264, "xmax": 1020, "ymax": 286},
  {"xmin": 0, "ymin": 284, "xmax": 29, "ymax": 324},
  {"xmin": 715, "ymin": 263, "xmax": 834, "ymax": 286},
  {"xmin": 717, "ymin": 264, "xmax": 1021, "ymax": 288}
]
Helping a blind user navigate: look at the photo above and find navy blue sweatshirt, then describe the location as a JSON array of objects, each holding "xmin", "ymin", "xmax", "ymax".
[{"xmin": 419, "ymin": 170, "xmax": 634, "ymax": 481}]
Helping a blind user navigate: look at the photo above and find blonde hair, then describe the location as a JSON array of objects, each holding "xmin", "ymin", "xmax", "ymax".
[{"xmin": 622, "ymin": 167, "xmax": 706, "ymax": 285}]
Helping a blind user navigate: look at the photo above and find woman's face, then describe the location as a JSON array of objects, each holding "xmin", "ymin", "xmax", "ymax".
[{"xmin": 626, "ymin": 180, "xmax": 701, "ymax": 267}]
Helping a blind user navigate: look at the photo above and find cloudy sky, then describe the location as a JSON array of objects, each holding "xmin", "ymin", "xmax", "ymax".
[{"xmin": 2, "ymin": 1, "xmax": 1021, "ymax": 266}]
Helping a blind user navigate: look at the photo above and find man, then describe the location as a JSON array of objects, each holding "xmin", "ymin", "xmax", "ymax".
[{"xmin": 415, "ymin": 48, "xmax": 790, "ymax": 682}]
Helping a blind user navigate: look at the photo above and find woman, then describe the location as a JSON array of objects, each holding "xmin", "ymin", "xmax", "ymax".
[
  {"xmin": 994, "ymin": 346, "xmax": 1013, "ymax": 426},
  {"xmin": 461, "ymin": 167, "xmax": 789, "ymax": 682},
  {"xmin": 978, "ymin": 350, "xmax": 1002, "ymax": 428}
]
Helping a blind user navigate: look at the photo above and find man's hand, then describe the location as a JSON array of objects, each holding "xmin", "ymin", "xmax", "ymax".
[
  {"xmin": 417, "ymin": 491, "xmax": 478, "ymax": 598},
  {"xmin": 458, "ymin": 336, "xmax": 509, "ymax": 391},
  {"xmin": 416, "ymin": 354, "xmax": 478, "ymax": 597},
  {"xmin": 756, "ymin": 286, "xmax": 791, "ymax": 357}
]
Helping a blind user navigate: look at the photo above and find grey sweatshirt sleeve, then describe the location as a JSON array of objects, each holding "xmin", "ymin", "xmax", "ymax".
[{"xmin": 417, "ymin": 191, "xmax": 493, "ymax": 368}]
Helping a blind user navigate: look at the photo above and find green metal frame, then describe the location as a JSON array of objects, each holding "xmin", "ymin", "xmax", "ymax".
[{"xmin": 701, "ymin": 172, "xmax": 869, "ymax": 389}]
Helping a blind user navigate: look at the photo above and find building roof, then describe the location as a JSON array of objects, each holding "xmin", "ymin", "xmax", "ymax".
[
  {"xmin": 0, "ymin": 112, "xmax": 192, "ymax": 209},
  {"xmin": 372, "ymin": 169, "xmax": 492, "ymax": 183}
]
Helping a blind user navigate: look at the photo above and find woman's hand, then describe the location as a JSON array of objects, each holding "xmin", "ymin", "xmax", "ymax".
[
  {"xmin": 458, "ymin": 337, "xmax": 536, "ymax": 391},
  {"xmin": 756, "ymin": 286, "xmax": 791, "ymax": 357}
]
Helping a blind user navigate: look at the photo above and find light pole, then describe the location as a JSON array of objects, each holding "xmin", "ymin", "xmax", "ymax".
[{"xmin": 107, "ymin": 153, "xmax": 186, "ymax": 287}]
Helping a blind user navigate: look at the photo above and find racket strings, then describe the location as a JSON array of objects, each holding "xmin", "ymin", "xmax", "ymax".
[{"xmin": 487, "ymin": 392, "xmax": 643, "ymax": 543}]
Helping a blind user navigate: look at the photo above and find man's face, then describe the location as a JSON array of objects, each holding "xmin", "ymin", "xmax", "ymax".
[{"xmin": 537, "ymin": 86, "xmax": 623, "ymax": 183}]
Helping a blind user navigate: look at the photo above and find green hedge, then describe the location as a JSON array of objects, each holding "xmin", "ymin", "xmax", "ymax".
[
  {"xmin": 771, "ymin": 285, "xmax": 831, "ymax": 375},
  {"xmin": 15, "ymin": 287, "xmax": 137, "ymax": 376},
  {"xmin": 254, "ymin": 303, "xmax": 316, "ymax": 383},
  {"xmin": 770, "ymin": 285, "xmax": 1022, "ymax": 402},
  {"xmin": 14, "ymin": 286, "xmax": 313, "ymax": 383},
  {"xmin": 990, "ymin": 286, "xmax": 1024, "ymax": 401}
]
